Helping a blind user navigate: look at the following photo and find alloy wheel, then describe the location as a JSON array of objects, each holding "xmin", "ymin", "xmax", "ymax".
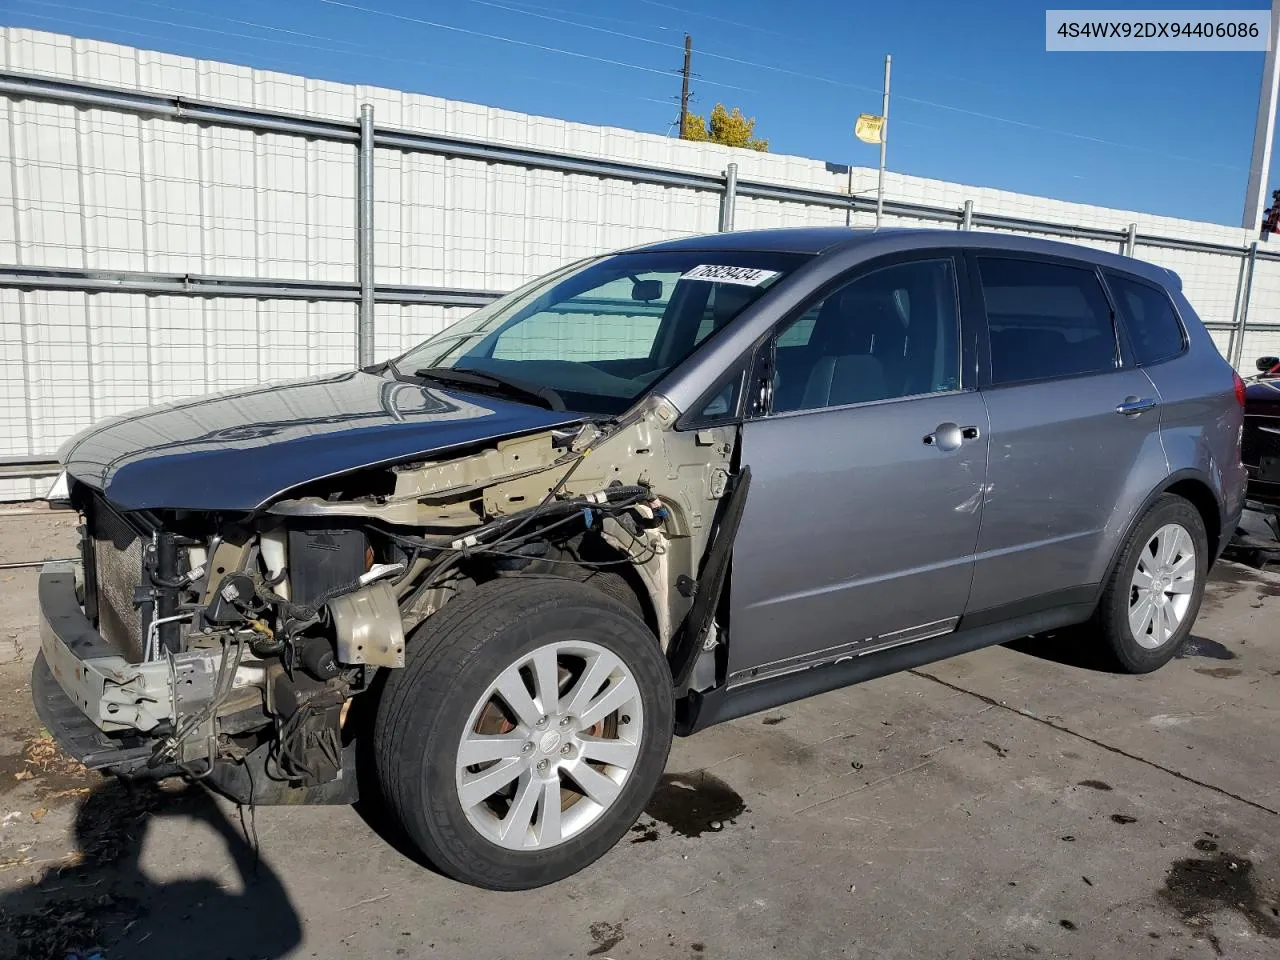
[
  {"xmin": 455, "ymin": 639, "xmax": 644, "ymax": 850},
  {"xmin": 1128, "ymin": 522, "xmax": 1197, "ymax": 649}
]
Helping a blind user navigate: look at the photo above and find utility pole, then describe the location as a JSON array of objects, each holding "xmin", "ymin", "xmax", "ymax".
[
  {"xmin": 1243, "ymin": 0, "xmax": 1280, "ymax": 231},
  {"xmin": 678, "ymin": 34, "xmax": 692, "ymax": 139},
  {"xmin": 876, "ymin": 54, "xmax": 891, "ymax": 229}
]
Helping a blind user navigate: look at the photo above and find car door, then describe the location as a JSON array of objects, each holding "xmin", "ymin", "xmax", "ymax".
[
  {"xmin": 726, "ymin": 253, "xmax": 990, "ymax": 687},
  {"xmin": 964, "ymin": 253, "xmax": 1168, "ymax": 617}
]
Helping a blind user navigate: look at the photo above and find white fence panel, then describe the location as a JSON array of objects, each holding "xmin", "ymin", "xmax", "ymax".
[{"xmin": 0, "ymin": 26, "xmax": 1278, "ymax": 502}]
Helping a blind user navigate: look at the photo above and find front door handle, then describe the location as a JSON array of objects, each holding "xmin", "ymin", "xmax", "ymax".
[
  {"xmin": 923, "ymin": 422, "xmax": 981, "ymax": 451},
  {"xmin": 1115, "ymin": 396, "xmax": 1158, "ymax": 416}
]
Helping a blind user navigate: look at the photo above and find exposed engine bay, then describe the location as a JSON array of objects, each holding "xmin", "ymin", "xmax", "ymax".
[{"xmin": 56, "ymin": 397, "xmax": 737, "ymax": 804}]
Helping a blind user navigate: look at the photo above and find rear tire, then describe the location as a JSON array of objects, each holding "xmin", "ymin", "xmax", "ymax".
[
  {"xmin": 373, "ymin": 576, "xmax": 673, "ymax": 890},
  {"xmin": 1090, "ymin": 493, "xmax": 1208, "ymax": 673}
]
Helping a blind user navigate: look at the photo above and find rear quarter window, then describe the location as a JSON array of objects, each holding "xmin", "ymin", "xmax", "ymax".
[{"xmin": 1105, "ymin": 272, "xmax": 1186, "ymax": 366}]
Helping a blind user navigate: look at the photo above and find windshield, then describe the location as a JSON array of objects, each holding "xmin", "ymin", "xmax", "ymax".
[{"xmin": 393, "ymin": 250, "xmax": 809, "ymax": 415}]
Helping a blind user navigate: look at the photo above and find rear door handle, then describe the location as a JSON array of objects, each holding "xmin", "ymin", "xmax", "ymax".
[{"xmin": 1115, "ymin": 396, "xmax": 1158, "ymax": 416}]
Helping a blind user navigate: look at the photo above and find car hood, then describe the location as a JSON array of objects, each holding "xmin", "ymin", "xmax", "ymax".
[{"xmin": 59, "ymin": 370, "xmax": 586, "ymax": 512}]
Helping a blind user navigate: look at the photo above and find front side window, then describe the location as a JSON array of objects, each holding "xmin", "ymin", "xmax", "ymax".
[
  {"xmin": 769, "ymin": 258, "xmax": 961, "ymax": 414},
  {"xmin": 978, "ymin": 257, "xmax": 1118, "ymax": 385},
  {"xmin": 393, "ymin": 251, "xmax": 806, "ymax": 415},
  {"xmin": 1106, "ymin": 272, "xmax": 1186, "ymax": 366}
]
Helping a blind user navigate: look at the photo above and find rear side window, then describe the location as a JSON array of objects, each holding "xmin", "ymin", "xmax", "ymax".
[
  {"xmin": 977, "ymin": 257, "xmax": 1118, "ymax": 385},
  {"xmin": 1106, "ymin": 272, "xmax": 1185, "ymax": 366}
]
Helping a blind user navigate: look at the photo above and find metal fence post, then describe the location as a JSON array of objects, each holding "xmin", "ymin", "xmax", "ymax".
[
  {"xmin": 1124, "ymin": 223, "xmax": 1137, "ymax": 257},
  {"xmin": 1232, "ymin": 241, "xmax": 1259, "ymax": 369},
  {"xmin": 961, "ymin": 199, "xmax": 973, "ymax": 231},
  {"xmin": 357, "ymin": 103, "xmax": 375, "ymax": 368},
  {"xmin": 719, "ymin": 162, "xmax": 738, "ymax": 232}
]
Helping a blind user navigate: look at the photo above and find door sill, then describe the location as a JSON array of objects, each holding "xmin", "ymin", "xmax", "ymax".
[
  {"xmin": 676, "ymin": 601, "xmax": 1095, "ymax": 735},
  {"xmin": 725, "ymin": 616, "xmax": 960, "ymax": 689}
]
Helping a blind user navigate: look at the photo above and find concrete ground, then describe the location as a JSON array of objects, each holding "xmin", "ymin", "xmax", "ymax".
[{"xmin": 0, "ymin": 506, "xmax": 1278, "ymax": 960}]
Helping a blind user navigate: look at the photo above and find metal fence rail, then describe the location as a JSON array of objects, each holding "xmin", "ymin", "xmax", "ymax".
[
  {"xmin": 1, "ymin": 68, "xmax": 1277, "ymax": 483},
  {"xmin": 0, "ymin": 457, "xmax": 60, "ymax": 480}
]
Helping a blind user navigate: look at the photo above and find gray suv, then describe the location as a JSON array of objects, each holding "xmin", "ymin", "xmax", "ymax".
[{"xmin": 34, "ymin": 228, "xmax": 1246, "ymax": 889}]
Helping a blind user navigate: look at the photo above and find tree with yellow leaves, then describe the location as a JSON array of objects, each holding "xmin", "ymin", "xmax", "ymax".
[{"xmin": 681, "ymin": 103, "xmax": 769, "ymax": 152}]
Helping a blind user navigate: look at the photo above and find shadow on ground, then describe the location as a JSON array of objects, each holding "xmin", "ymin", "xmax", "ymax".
[
  {"xmin": 1002, "ymin": 628, "xmax": 1122, "ymax": 673},
  {"xmin": 1006, "ymin": 628, "xmax": 1241, "ymax": 673},
  {"xmin": 0, "ymin": 778, "xmax": 301, "ymax": 959}
]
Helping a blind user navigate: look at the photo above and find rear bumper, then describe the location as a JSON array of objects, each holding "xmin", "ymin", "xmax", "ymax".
[{"xmin": 1244, "ymin": 471, "xmax": 1280, "ymax": 508}]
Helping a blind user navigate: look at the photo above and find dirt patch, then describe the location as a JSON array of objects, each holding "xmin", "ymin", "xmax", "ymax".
[
  {"xmin": 1195, "ymin": 666, "xmax": 1242, "ymax": 679},
  {"xmin": 983, "ymin": 740, "xmax": 1009, "ymax": 758},
  {"xmin": 0, "ymin": 730, "xmax": 96, "ymax": 803},
  {"xmin": 2, "ymin": 889, "xmax": 145, "ymax": 960},
  {"xmin": 587, "ymin": 921, "xmax": 624, "ymax": 957},
  {"xmin": 0, "ymin": 780, "xmax": 205, "ymax": 959},
  {"xmin": 1160, "ymin": 850, "xmax": 1280, "ymax": 946},
  {"xmin": 644, "ymin": 771, "xmax": 746, "ymax": 838}
]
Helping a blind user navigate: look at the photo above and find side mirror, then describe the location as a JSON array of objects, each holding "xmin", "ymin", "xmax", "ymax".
[
  {"xmin": 1257, "ymin": 356, "xmax": 1279, "ymax": 373},
  {"xmin": 631, "ymin": 279, "xmax": 662, "ymax": 302}
]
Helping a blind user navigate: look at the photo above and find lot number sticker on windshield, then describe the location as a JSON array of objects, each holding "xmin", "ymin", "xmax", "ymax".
[{"xmin": 681, "ymin": 264, "xmax": 779, "ymax": 286}]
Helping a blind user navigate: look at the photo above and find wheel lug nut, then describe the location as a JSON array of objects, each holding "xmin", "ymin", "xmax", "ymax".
[
  {"xmin": 560, "ymin": 743, "xmax": 573, "ymax": 757},
  {"xmin": 536, "ymin": 715, "xmax": 548, "ymax": 728},
  {"xmin": 559, "ymin": 716, "xmax": 572, "ymax": 728},
  {"xmin": 521, "ymin": 742, "xmax": 533, "ymax": 754},
  {"xmin": 537, "ymin": 759, "xmax": 549, "ymax": 773}
]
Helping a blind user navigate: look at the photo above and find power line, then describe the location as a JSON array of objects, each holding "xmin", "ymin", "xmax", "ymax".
[
  {"xmin": 131, "ymin": 0, "xmax": 374, "ymax": 50},
  {"xmin": 629, "ymin": 0, "xmax": 779, "ymax": 37},
  {"xmin": 11, "ymin": 0, "xmax": 676, "ymax": 110},
  {"xmin": 437, "ymin": 0, "xmax": 1239, "ymax": 172},
  {"xmin": 13, "ymin": 0, "xmax": 377, "ymax": 55},
  {"xmin": 897, "ymin": 93, "xmax": 1245, "ymax": 173},
  {"xmin": 499, "ymin": 0, "xmax": 680, "ymax": 34},
  {"xmin": 313, "ymin": 0, "xmax": 754, "ymax": 92},
  {"xmin": 21, "ymin": 0, "xmax": 1244, "ymax": 175},
  {"xmin": 8, "ymin": 12, "xmax": 318, "ymax": 75},
  {"xmin": 455, "ymin": 0, "xmax": 792, "ymax": 94}
]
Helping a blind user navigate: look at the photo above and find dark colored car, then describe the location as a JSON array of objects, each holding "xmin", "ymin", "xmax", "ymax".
[{"xmin": 1242, "ymin": 356, "xmax": 1280, "ymax": 508}]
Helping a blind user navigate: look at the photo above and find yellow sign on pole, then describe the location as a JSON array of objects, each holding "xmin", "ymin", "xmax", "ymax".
[{"xmin": 855, "ymin": 113, "xmax": 884, "ymax": 144}]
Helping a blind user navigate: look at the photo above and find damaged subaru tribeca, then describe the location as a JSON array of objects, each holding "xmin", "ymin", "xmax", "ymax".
[{"xmin": 34, "ymin": 228, "xmax": 1245, "ymax": 889}]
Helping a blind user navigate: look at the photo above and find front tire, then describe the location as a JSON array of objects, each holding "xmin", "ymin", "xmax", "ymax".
[
  {"xmin": 1091, "ymin": 493, "xmax": 1208, "ymax": 673},
  {"xmin": 373, "ymin": 577, "xmax": 674, "ymax": 890}
]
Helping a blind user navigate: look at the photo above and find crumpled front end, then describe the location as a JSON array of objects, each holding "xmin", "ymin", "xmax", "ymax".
[{"xmin": 34, "ymin": 399, "xmax": 737, "ymax": 805}]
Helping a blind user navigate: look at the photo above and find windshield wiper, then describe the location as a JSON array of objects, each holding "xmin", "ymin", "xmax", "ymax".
[{"xmin": 412, "ymin": 366, "xmax": 567, "ymax": 411}]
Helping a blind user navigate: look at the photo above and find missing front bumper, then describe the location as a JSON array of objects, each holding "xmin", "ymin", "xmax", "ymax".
[{"xmin": 37, "ymin": 561, "xmax": 220, "ymax": 735}]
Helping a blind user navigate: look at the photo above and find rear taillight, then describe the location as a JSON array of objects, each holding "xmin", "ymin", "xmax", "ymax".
[{"xmin": 1234, "ymin": 371, "xmax": 1247, "ymax": 407}]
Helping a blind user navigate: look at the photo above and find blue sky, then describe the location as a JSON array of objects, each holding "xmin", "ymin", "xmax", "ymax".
[{"xmin": 3, "ymin": 0, "xmax": 1273, "ymax": 226}]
